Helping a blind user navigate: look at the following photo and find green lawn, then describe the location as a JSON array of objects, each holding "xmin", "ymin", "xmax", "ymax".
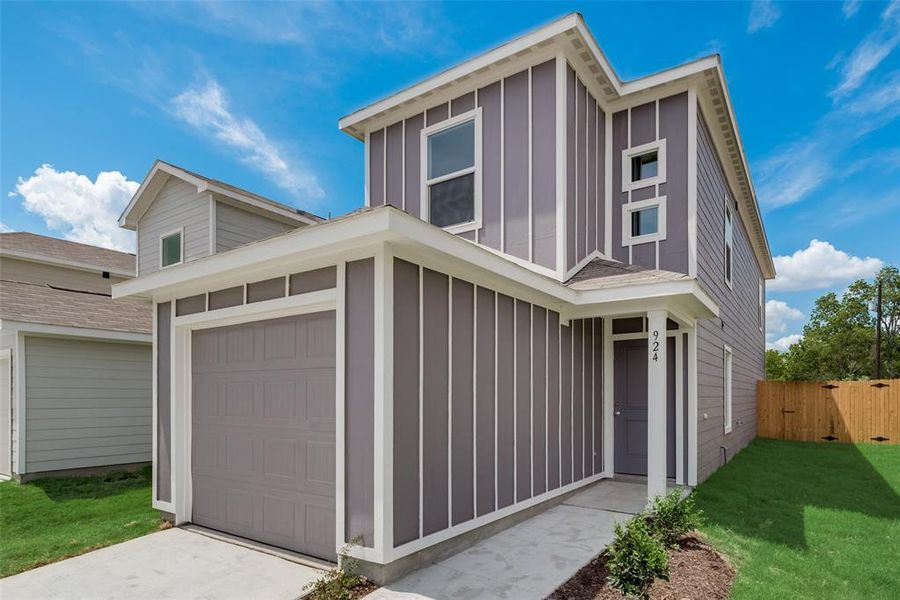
[
  {"xmin": 0, "ymin": 466, "xmax": 162, "ymax": 577},
  {"xmin": 693, "ymin": 438, "xmax": 900, "ymax": 599}
]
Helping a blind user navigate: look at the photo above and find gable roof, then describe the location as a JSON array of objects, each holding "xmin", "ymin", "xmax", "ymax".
[
  {"xmin": 118, "ymin": 160, "xmax": 325, "ymax": 230},
  {"xmin": 337, "ymin": 12, "xmax": 775, "ymax": 279},
  {"xmin": 0, "ymin": 278, "xmax": 150, "ymax": 334},
  {"xmin": 566, "ymin": 257, "xmax": 691, "ymax": 291},
  {"xmin": 0, "ymin": 231, "xmax": 136, "ymax": 277}
]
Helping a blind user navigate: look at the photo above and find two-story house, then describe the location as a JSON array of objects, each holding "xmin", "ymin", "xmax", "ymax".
[{"xmin": 113, "ymin": 13, "xmax": 774, "ymax": 582}]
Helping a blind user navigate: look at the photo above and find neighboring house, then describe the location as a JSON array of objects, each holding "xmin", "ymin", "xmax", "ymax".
[
  {"xmin": 114, "ymin": 14, "xmax": 774, "ymax": 581},
  {"xmin": 0, "ymin": 232, "xmax": 151, "ymax": 480}
]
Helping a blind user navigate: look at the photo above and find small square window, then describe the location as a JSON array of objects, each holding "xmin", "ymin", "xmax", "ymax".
[
  {"xmin": 631, "ymin": 206, "xmax": 659, "ymax": 237},
  {"xmin": 631, "ymin": 151, "xmax": 658, "ymax": 182},
  {"xmin": 161, "ymin": 232, "xmax": 182, "ymax": 268}
]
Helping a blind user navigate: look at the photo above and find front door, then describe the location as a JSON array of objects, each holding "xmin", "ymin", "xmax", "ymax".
[{"xmin": 614, "ymin": 338, "xmax": 675, "ymax": 477}]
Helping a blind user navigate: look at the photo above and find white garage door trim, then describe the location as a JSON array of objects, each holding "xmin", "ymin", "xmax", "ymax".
[{"xmin": 169, "ymin": 285, "xmax": 342, "ymax": 557}]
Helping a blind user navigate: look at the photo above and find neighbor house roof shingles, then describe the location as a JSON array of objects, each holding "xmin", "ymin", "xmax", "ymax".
[
  {"xmin": 0, "ymin": 279, "xmax": 151, "ymax": 334},
  {"xmin": 0, "ymin": 232, "xmax": 136, "ymax": 275}
]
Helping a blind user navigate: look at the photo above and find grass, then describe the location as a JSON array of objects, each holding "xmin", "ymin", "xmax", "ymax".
[
  {"xmin": 693, "ymin": 438, "xmax": 900, "ymax": 600},
  {"xmin": 0, "ymin": 466, "xmax": 163, "ymax": 577}
]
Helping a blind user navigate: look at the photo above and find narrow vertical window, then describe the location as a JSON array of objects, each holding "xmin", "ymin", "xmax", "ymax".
[
  {"xmin": 160, "ymin": 230, "xmax": 183, "ymax": 268},
  {"xmin": 421, "ymin": 112, "xmax": 480, "ymax": 232},
  {"xmin": 723, "ymin": 345, "xmax": 733, "ymax": 434},
  {"xmin": 724, "ymin": 199, "xmax": 733, "ymax": 287},
  {"xmin": 758, "ymin": 278, "xmax": 764, "ymax": 332}
]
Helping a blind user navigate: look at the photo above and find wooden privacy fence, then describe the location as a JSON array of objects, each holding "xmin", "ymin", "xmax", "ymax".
[{"xmin": 758, "ymin": 379, "xmax": 900, "ymax": 444}]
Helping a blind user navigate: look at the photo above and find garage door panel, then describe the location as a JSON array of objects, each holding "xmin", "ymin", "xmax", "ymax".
[{"xmin": 191, "ymin": 312, "xmax": 336, "ymax": 560}]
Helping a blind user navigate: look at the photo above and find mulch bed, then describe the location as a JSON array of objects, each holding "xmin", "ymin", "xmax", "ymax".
[
  {"xmin": 548, "ymin": 535, "xmax": 734, "ymax": 600},
  {"xmin": 349, "ymin": 579, "xmax": 379, "ymax": 599}
]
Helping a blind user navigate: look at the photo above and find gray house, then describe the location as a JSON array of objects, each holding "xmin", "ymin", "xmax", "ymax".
[
  {"xmin": 0, "ymin": 232, "xmax": 152, "ymax": 480},
  {"xmin": 114, "ymin": 13, "xmax": 773, "ymax": 581}
]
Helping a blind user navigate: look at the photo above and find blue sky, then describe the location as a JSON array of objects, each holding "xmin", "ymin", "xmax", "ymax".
[{"xmin": 1, "ymin": 1, "xmax": 898, "ymax": 349}]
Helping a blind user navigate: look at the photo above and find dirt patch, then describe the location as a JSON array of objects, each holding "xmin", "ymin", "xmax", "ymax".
[
  {"xmin": 548, "ymin": 535, "xmax": 734, "ymax": 600},
  {"xmin": 349, "ymin": 578, "xmax": 379, "ymax": 599}
]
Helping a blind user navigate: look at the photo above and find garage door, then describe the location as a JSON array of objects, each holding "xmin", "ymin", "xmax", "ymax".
[{"xmin": 191, "ymin": 312, "xmax": 336, "ymax": 561}]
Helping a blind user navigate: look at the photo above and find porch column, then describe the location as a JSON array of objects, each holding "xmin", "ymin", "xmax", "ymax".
[{"xmin": 646, "ymin": 310, "xmax": 668, "ymax": 501}]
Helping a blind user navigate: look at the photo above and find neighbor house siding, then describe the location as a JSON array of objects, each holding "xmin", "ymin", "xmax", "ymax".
[
  {"xmin": 390, "ymin": 257, "xmax": 603, "ymax": 549},
  {"xmin": 695, "ymin": 110, "xmax": 764, "ymax": 483},
  {"xmin": 137, "ymin": 178, "xmax": 210, "ymax": 276},
  {"xmin": 610, "ymin": 92, "xmax": 688, "ymax": 273},
  {"xmin": 214, "ymin": 200, "xmax": 296, "ymax": 253},
  {"xmin": 23, "ymin": 336, "xmax": 151, "ymax": 473},
  {"xmin": 368, "ymin": 60, "xmax": 558, "ymax": 270},
  {"xmin": 565, "ymin": 64, "xmax": 606, "ymax": 272},
  {"xmin": 0, "ymin": 258, "xmax": 129, "ymax": 294}
]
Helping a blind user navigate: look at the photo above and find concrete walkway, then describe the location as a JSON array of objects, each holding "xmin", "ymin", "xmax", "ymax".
[
  {"xmin": 368, "ymin": 479, "xmax": 650, "ymax": 600},
  {"xmin": 0, "ymin": 527, "xmax": 324, "ymax": 600}
]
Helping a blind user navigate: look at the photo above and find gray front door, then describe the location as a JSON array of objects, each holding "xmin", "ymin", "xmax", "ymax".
[
  {"xmin": 191, "ymin": 312, "xmax": 336, "ymax": 561},
  {"xmin": 613, "ymin": 338, "xmax": 675, "ymax": 477}
]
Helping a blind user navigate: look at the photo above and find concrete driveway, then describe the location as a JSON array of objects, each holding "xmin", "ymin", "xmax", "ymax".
[{"xmin": 0, "ymin": 527, "xmax": 324, "ymax": 600}]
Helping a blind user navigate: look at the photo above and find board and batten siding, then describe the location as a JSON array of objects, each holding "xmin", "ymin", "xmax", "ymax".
[
  {"xmin": 695, "ymin": 110, "xmax": 764, "ymax": 483},
  {"xmin": 391, "ymin": 257, "xmax": 603, "ymax": 548},
  {"xmin": 0, "ymin": 258, "xmax": 129, "ymax": 293},
  {"xmin": 23, "ymin": 336, "xmax": 151, "ymax": 473},
  {"xmin": 138, "ymin": 177, "xmax": 210, "ymax": 276},
  {"xmin": 565, "ymin": 63, "xmax": 607, "ymax": 272},
  {"xmin": 611, "ymin": 92, "xmax": 689, "ymax": 273},
  {"xmin": 156, "ymin": 301, "xmax": 172, "ymax": 503},
  {"xmin": 368, "ymin": 60, "xmax": 558, "ymax": 271},
  {"xmin": 214, "ymin": 200, "xmax": 296, "ymax": 253}
]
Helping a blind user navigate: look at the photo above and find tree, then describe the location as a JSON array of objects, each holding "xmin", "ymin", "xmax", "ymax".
[{"xmin": 766, "ymin": 266, "xmax": 900, "ymax": 381}]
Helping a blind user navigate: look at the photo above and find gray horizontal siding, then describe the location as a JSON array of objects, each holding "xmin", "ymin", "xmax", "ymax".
[
  {"xmin": 695, "ymin": 110, "xmax": 764, "ymax": 482},
  {"xmin": 391, "ymin": 257, "xmax": 603, "ymax": 548},
  {"xmin": 0, "ymin": 258, "xmax": 128, "ymax": 293},
  {"xmin": 138, "ymin": 177, "xmax": 210, "ymax": 276},
  {"xmin": 214, "ymin": 200, "xmax": 295, "ymax": 253},
  {"xmin": 24, "ymin": 336, "xmax": 151, "ymax": 473}
]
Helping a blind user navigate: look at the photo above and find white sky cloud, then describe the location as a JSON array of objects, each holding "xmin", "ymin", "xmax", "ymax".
[
  {"xmin": 0, "ymin": 221, "xmax": 12, "ymax": 233},
  {"xmin": 768, "ymin": 334, "xmax": 802, "ymax": 352},
  {"xmin": 769, "ymin": 239, "xmax": 883, "ymax": 292},
  {"xmin": 766, "ymin": 300, "xmax": 804, "ymax": 335},
  {"xmin": 831, "ymin": 0, "xmax": 900, "ymax": 98},
  {"xmin": 842, "ymin": 0, "xmax": 862, "ymax": 18},
  {"xmin": 172, "ymin": 78, "xmax": 325, "ymax": 202},
  {"xmin": 11, "ymin": 165, "xmax": 137, "ymax": 252},
  {"xmin": 748, "ymin": 0, "xmax": 782, "ymax": 33}
]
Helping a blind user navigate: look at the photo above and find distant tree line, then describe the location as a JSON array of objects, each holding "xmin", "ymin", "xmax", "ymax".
[{"xmin": 766, "ymin": 266, "xmax": 899, "ymax": 381}]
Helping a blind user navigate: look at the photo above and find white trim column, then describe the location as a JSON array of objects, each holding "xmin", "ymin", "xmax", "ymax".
[{"xmin": 646, "ymin": 310, "xmax": 667, "ymax": 500}]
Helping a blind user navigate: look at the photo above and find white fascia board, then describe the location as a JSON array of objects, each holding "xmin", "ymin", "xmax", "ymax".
[
  {"xmin": 0, "ymin": 249, "xmax": 135, "ymax": 279},
  {"xmin": 119, "ymin": 161, "xmax": 181, "ymax": 229},
  {"xmin": 338, "ymin": 13, "xmax": 583, "ymax": 134},
  {"xmin": 0, "ymin": 320, "xmax": 151, "ymax": 343}
]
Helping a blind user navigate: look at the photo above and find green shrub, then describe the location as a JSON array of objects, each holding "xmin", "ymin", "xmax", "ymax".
[
  {"xmin": 646, "ymin": 488, "xmax": 703, "ymax": 548},
  {"xmin": 303, "ymin": 539, "xmax": 364, "ymax": 600},
  {"xmin": 606, "ymin": 516, "xmax": 669, "ymax": 599}
]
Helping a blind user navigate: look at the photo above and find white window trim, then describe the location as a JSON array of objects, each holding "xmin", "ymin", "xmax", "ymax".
[
  {"xmin": 621, "ymin": 138, "xmax": 667, "ymax": 192},
  {"xmin": 758, "ymin": 277, "xmax": 764, "ymax": 332},
  {"xmin": 723, "ymin": 344, "xmax": 733, "ymax": 434},
  {"xmin": 420, "ymin": 107, "xmax": 483, "ymax": 235},
  {"xmin": 159, "ymin": 228, "xmax": 184, "ymax": 270},
  {"xmin": 724, "ymin": 197, "xmax": 733, "ymax": 289},
  {"xmin": 621, "ymin": 196, "xmax": 667, "ymax": 245}
]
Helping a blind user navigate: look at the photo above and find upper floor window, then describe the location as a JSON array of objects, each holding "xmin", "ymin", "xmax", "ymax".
[
  {"xmin": 160, "ymin": 229, "xmax": 183, "ymax": 268},
  {"xmin": 724, "ymin": 198, "xmax": 734, "ymax": 287},
  {"xmin": 622, "ymin": 139, "xmax": 666, "ymax": 192},
  {"xmin": 621, "ymin": 197, "xmax": 667, "ymax": 245},
  {"xmin": 421, "ymin": 110, "xmax": 481, "ymax": 234}
]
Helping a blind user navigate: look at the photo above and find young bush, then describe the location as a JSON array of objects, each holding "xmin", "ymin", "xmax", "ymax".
[
  {"xmin": 303, "ymin": 540, "xmax": 364, "ymax": 600},
  {"xmin": 606, "ymin": 516, "xmax": 669, "ymax": 599},
  {"xmin": 647, "ymin": 488, "xmax": 703, "ymax": 548}
]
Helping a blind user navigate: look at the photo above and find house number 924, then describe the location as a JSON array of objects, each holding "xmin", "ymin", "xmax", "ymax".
[{"xmin": 651, "ymin": 330, "xmax": 660, "ymax": 362}]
